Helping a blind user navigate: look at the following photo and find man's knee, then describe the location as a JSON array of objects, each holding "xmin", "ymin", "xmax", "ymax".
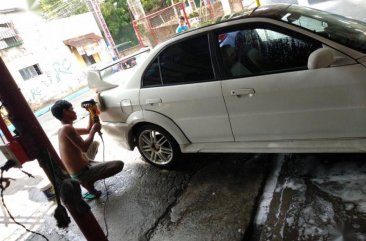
[
  {"xmin": 114, "ymin": 160, "xmax": 124, "ymax": 172},
  {"xmin": 108, "ymin": 160, "xmax": 124, "ymax": 173}
]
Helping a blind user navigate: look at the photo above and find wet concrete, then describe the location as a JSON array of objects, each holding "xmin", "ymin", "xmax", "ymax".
[
  {"xmin": 5, "ymin": 135, "xmax": 366, "ymax": 241},
  {"xmin": 21, "ymin": 149, "xmax": 366, "ymax": 241},
  {"xmin": 5, "ymin": 93, "xmax": 269, "ymax": 241},
  {"xmin": 259, "ymin": 154, "xmax": 366, "ymax": 241},
  {"xmin": 148, "ymin": 154, "xmax": 271, "ymax": 241},
  {"xmin": 24, "ymin": 127, "xmax": 271, "ymax": 241}
]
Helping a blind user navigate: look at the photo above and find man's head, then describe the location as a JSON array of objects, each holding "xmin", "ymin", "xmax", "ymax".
[
  {"xmin": 179, "ymin": 16, "xmax": 185, "ymax": 25},
  {"xmin": 51, "ymin": 100, "xmax": 73, "ymax": 121},
  {"xmin": 221, "ymin": 45, "xmax": 237, "ymax": 65}
]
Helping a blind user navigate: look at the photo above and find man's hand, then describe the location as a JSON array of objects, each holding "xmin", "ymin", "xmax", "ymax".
[
  {"xmin": 92, "ymin": 115, "xmax": 100, "ymax": 124},
  {"xmin": 91, "ymin": 122, "xmax": 101, "ymax": 134}
]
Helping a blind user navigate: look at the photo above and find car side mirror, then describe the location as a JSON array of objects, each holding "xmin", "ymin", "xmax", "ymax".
[
  {"xmin": 87, "ymin": 70, "xmax": 118, "ymax": 92},
  {"xmin": 308, "ymin": 48, "xmax": 335, "ymax": 69}
]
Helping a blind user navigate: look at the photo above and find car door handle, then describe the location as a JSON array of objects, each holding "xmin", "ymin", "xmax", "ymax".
[
  {"xmin": 146, "ymin": 98, "xmax": 162, "ymax": 105},
  {"xmin": 230, "ymin": 88, "xmax": 255, "ymax": 97}
]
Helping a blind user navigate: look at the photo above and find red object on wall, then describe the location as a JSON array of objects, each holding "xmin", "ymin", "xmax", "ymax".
[
  {"xmin": 0, "ymin": 113, "xmax": 31, "ymax": 166},
  {"xmin": 0, "ymin": 57, "xmax": 108, "ymax": 240}
]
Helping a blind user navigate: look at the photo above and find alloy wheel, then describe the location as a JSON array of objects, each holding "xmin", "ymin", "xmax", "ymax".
[{"xmin": 138, "ymin": 129, "xmax": 174, "ymax": 165}]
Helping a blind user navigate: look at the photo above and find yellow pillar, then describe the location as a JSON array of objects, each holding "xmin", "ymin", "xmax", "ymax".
[{"xmin": 255, "ymin": 0, "xmax": 261, "ymax": 6}]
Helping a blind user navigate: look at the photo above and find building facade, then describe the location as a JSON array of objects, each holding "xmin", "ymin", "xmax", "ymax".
[{"xmin": 0, "ymin": 2, "xmax": 112, "ymax": 111}]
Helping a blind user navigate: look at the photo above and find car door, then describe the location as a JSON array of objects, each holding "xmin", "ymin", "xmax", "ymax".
[
  {"xmin": 216, "ymin": 24, "xmax": 366, "ymax": 142},
  {"xmin": 139, "ymin": 34, "xmax": 234, "ymax": 143}
]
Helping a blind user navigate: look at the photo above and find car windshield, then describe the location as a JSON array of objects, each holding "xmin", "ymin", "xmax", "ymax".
[{"xmin": 278, "ymin": 5, "xmax": 366, "ymax": 54}]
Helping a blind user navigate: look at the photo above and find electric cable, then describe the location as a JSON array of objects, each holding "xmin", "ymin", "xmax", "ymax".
[
  {"xmin": 99, "ymin": 133, "xmax": 110, "ymax": 238},
  {"xmin": 82, "ymin": 99, "xmax": 110, "ymax": 237},
  {"xmin": 0, "ymin": 107, "xmax": 49, "ymax": 240},
  {"xmin": 0, "ymin": 165, "xmax": 49, "ymax": 241},
  {"xmin": 19, "ymin": 169, "xmax": 35, "ymax": 178}
]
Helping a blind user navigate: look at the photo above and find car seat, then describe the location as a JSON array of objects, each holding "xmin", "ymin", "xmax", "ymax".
[{"xmin": 240, "ymin": 30, "xmax": 263, "ymax": 73}]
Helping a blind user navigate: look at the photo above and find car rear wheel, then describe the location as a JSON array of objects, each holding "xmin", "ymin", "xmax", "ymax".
[{"xmin": 136, "ymin": 125, "xmax": 180, "ymax": 168}]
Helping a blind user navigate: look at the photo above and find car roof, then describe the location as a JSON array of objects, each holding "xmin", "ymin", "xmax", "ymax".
[
  {"xmin": 153, "ymin": 4, "xmax": 289, "ymax": 52},
  {"xmin": 217, "ymin": 3, "xmax": 290, "ymax": 22},
  {"xmin": 177, "ymin": 4, "xmax": 290, "ymax": 35},
  {"xmin": 164, "ymin": 4, "xmax": 365, "ymax": 57}
]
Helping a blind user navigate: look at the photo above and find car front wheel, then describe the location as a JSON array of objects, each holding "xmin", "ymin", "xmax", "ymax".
[{"xmin": 136, "ymin": 125, "xmax": 180, "ymax": 168}]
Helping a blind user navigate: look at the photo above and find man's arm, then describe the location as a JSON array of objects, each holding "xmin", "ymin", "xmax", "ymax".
[
  {"xmin": 63, "ymin": 123, "xmax": 101, "ymax": 152},
  {"xmin": 75, "ymin": 126, "xmax": 90, "ymax": 135},
  {"xmin": 75, "ymin": 113, "xmax": 94, "ymax": 135}
]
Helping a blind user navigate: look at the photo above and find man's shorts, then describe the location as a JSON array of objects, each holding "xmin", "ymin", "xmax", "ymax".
[
  {"xmin": 82, "ymin": 140, "xmax": 100, "ymax": 161},
  {"xmin": 70, "ymin": 162, "xmax": 110, "ymax": 183}
]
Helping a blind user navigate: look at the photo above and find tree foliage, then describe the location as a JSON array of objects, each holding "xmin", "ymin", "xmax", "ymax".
[
  {"xmin": 100, "ymin": 0, "xmax": 138, "ymax": 46},
  {"xmin": 141, "ymin": 0, "xmax": 167, "ymax": 13},
  {"xmin": 140, "ymin": 0, "xmax": 182, "ymax": 14},
  {"xmin": 38, "ymin": 0, "xmax": 138, "ymax": 46},
  {"xmin": 39, "ymin": 0, "xmax": 88, "ymax": 19}
]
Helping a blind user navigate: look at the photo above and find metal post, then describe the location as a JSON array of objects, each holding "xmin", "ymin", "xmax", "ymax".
[
  {"xmin": 61, "ymin": 179, "xmax": 108, "ymax": 241},
  {"xmin": 206, "ymin": 0, "xmax": 215, "ymax": 20},
  {"xmin": 133, "ymin": 20, "xmax": 145, "ymax": 47},
  {"xmin": 146, "ymin": 18, "xmax": 158, "ymax": 46},
  {"xmin": 0, "ymin": 58, "xmax": 107, "ymax": 241},
  {"xmin": 86, "ymin": 0, "xmax": 119, "ymax": 58},
  {"xmin": 181, "ymin": 3, "xmax": 191, "ymax": 28}
]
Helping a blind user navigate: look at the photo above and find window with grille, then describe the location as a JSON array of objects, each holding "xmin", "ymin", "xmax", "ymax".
[{"xmin": 19, "ymin": 64, "xmax": 43, "ymax": 81}]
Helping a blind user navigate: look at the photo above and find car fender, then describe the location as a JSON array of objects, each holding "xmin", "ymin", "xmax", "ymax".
[{"xmin": 126, "ymin": 110, "xmax": 191, "ymax": 148}]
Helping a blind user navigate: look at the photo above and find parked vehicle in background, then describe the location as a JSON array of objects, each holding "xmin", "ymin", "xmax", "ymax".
[
  {"xmin": 87, "ymin": 47, "xmax": 150, "ymax": 90},
  {"xmin": 88, "ymin": 4, "xmax": 366, "ymax": 168},
  {"xmin": 121, "ymin": 57, "xmax": 137, "ymax": 69}
]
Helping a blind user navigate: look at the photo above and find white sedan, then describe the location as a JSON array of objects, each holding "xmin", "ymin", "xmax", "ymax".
[{"xmin": 88, "ymin": 4, "xmax": 366, "ymax": 168}]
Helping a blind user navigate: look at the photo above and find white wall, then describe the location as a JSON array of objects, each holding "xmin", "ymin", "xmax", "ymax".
[{"xmin": 0, "ymin": 10, "xmax": 112, "ymax": 108}]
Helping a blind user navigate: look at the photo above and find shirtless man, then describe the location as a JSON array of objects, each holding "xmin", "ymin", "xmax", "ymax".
[{"xmin": 51, "ymin": 100, "xmax": 123, "ymax": 198}]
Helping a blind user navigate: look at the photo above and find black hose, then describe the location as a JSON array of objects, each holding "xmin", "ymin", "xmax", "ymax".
[{"xmin": 0, "ymin": 164, "xmax": 49, "ymax": 241}]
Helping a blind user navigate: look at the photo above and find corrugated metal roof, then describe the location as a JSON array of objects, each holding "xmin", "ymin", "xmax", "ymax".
[
  {"xmin": 63, "ymin": 33, "xmax": 102, "ymax": 47},
  {"xmin": 0, "ymin": 1, "xmax": 28, "ymax": 12},
  {"xmin": 0, "ymin": 27, "xmax": 16, "ymax": 39}
]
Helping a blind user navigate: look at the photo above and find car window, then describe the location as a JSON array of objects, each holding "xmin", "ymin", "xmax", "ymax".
[
  {"xmin": 142, "ymin": 58, "xmax": 162, "ymax": 87},
  {"xmin": 278, "ymin": 5, "xmax": 366, "ymax": 54},
  {"xmin": 285, "ymin": 15, "xmax": 328, "ymax": 33},
  {"xmin": 142, "ymin": 35, "xmax": 214, "ymax": 87},
  {"xmin": 217, "ymin": 26, "xmax": 322, "ymax": 78},
  {"xmin": 161, "ymin": 35, "xmax": 214, "ymax": 85}
]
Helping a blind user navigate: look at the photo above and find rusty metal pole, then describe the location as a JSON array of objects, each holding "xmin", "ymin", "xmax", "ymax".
[
  {"xmin": 0, "ymin": 58, "xmax": 107, "ymax": 241},
  {"xmin": 133, "ymin": 20, "xmax": 145, "ymax": 47},
  {"xmin": 181, "ymin": 3, "xmax": 191, "ymax": 28}
]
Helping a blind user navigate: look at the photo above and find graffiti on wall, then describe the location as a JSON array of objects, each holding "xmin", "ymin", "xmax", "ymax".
[
  {"xmin": 25, "ymin": 57, "xmax": 87, "ymax": 109},
  {"xmin": 52, "ymin": 57, "xmax": 73, "ymax": 82}
]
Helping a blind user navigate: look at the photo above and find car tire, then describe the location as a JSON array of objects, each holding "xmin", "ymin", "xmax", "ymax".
[{"xmin": 136, "ymin": 125, "xmax": 181, "ymax": 168}]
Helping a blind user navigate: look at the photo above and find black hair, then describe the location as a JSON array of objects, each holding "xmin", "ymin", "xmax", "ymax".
[
  {"xmin": 51, "ymin": 100, "xmax": 72, "ymax": 121},
  {"xmin": 179, "ymin": 16, "xmax": 185, "ymax": 20}
]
